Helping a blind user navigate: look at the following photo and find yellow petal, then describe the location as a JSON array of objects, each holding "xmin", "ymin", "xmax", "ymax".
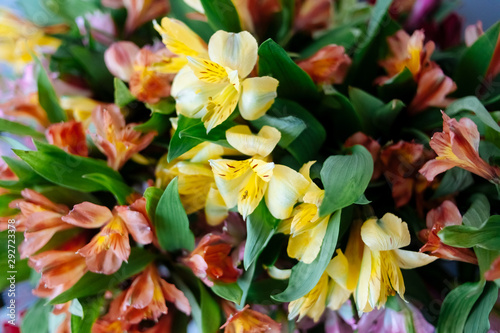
[
  {"xmin": 154, "ymin": 17, "xmax": 207, "ymax": 57},
  {"xmin": 152, "ymin": 56, "xmax": 188, "ymax": 74},
  {"xmin": 266, "ymin": 265, "xmax": 291, "ymax": 280},
  {"xmin": 394, "ymin": 249, "xmax": 437, "ymax": 269},
  {"xmin": 327, "ymin": 282, "xmax": 351, "ymax": 311},
  {"xmin": 226, "ymin": 125, "xmax": 281, "ymax": 157},
  {"xmin": 201, "ymin": 83, "xmax": 240, "ymax": 132},
  {"xmin": 249, "ymin": 158, "xmax": 274, "ymax": 181},
  {"xmin": 180, "ymin": 142, "xmax": 225, "ymax": 162},
  {"xmin": 208, "ymin": 30, "xmax": 257, "ymax": 78},
  {"xmin": 171, "ymin": 66, "xmax": 226, "ymax": 119},
  {"xmin": 344, "ymin": 220, "xmax": 364, "ymax": 291},
  {"xmin": 360, "ymin": 213, "xmax": 411, "ymax": 251},
  {"xmin": 209, "ymin": 159, "xmax": 250, "ymax": 180},
  {"xmin": 326, "ymin": 249, "xmax": 349, "ymax": 289},
  {"xmin": 355, "ymin": 245, "xmax": 375, "ymax": 313},
  {"xmin": 237, "ymin": 172, "xmax": 269, "ymax": 218},
  {"xmin": 266, "ymin": 165, "xmax": 309, "ymax": 219},
  {"xmin": 205, "ymin": 185, "xmax": 228, "ymax": 226},
  {"xmin": 289, "ymin": 203, "xmax": 319, "ymax": 236},
  {"xmin": 238, "ymin": 77, "xmax": 279, "ymax": 121},
  {"xmin": 288, "ymin": 273, "xmax": 329, "ymax": 322},
  {"xmin": 187, "ymin": 56, "xmax": 229, "ymax": 84},
  {"xmin": 277, "ymin": 217, "xmax": 292, "ymax": 234},
  {"xmin": 287, "ymin": 216, "xmax": 328, "ymax": 264}
]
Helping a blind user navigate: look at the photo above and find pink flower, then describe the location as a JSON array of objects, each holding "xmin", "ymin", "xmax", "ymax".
[
  {"xmin": 294, "ymin": 0, "xmax": 332, "ymax": 33},
  {"xmin": 102, "ymin": 0, "xmax": 169, "ymax": 34},
  {"xmin": 90, "ymin": 104, "xmax": 156, "ymax": 170},
  {"xmin": 297, "ymin": 45, "xmax": 352, "ymax": 85},
  {"xmin": 419, "ymin": 200, "xmax": 478, "ymax": 264},
  {"xmin": 76, "ymin": 11, "xmax": 117, "ymax": 46},
  {"xmin": 465, "ymin": 21, "xmax": 483, "ymax": 47},
  {"xmin": 419, "ymin": 112, "xmax": 500, "ymax": 183}
]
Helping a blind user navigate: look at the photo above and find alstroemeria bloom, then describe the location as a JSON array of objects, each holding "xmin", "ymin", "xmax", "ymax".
[
  {"xmin": 380, "ymin": 141, "xmax": 426, "ymax": 207},
  {"xmin": 90, "ymin": 104, "xmax": 156, "ymax": 170},
  {"xmin": 278, "ymin": 161, "xmax": 329, "ymax": 263},
  {"xmin": 419, "ymin": 200, "xmax": 477, "ymax": 264},
  {"xmin": 45, "ymin": 120, "xmax": 88, "ymax": 156},
  {"xmin": 9, "ymin": 189, "xmax": 71, "ymax": 259},
  {"xmin": 0, "ymin": 92, "xmax": 49, "ymax": 128},
  {"xmin": 377, "ymin": 30, "xmax": 434, "ymax": 83},
  {"xmin": 184, "ymin": 234, "xmax": 241, "ymax": 287},
  {"xmin": 102, "ymin": 0, "xmax": 168, "ymax": 34},
  {"xmin": 288, "ymin": 272, "xmax": 330, "ymax": 322},
  {"xmin": 0, "ymin": 10, "xmax": 62, "ymax": 70},
  {"xmin": 62, "ymin": 201, "xmax": 153, "ymax": 274},
  {"xmin": 75, "ymin": 11, "xmax": 116, "ymax": 46},
  {"xmin": 221, "ymin": 302, "xmax": 281, "ymax": 333},
  {"xmin": 297, "ymin": 45, "xmax": 352, "ymax": 85},
  {"xmin": 104, "ymin": 42, "xmax": 176, "ymax": 104},
  {"xmin": 355, "ymin": 213, "xmax": 436, "ymax": 312},
  {"xmin": 210, "ymin": 125, "xmax": 309, "ymax": 219},
  {"xmin": 419, "ymin": 112, "xmax": 500, "ymax": 183},
  {"xmin": 325, "ymin": 221, "xmax": 364, "ymax": 311},
  {"xmin": 294, "ymin": 0, "xmax": 332, "ymax": 33},
  {"xmin": 115, "ymin": 264, "xmax": 190, "ymax": 323},
  {"xmin": 170, "ymin": 30, "xmax": 279, "ymax": 132},
  {"xmin": 29, "ymin": 235, "xmax": 88, "ymax": 300}
]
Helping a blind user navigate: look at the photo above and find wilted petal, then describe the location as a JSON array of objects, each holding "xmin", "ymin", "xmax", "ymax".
[
  {"xmin": 104, "ymin": 41, "xmax": 140, "ymax": 82},
  {"xmin": 226, "ymin": 125, "xmax": 281, "ymax": 157},
  {"xmin": 238, "ymin": 76, "xmax": 279, "ymax": 120},
  {"xmin": 208, "ymin": 30, "xmax": 258, "ymax": 78}
]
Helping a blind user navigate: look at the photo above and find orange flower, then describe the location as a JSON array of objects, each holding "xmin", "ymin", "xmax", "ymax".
[
  {"xmin": 294, "ymin": 0, "xmax": 332, "ymax": 33},
  {"xmin": 380, "ymin": 141, "xmax": 426, "ymax": 207},
  {"xmin": 0, "ymin": 161, "xmax": 17, "ymax": 196},
  {"xmin": 90, "ymin": 105, "xmax": 156, "ymax": 170},
  {"xmin": 297, "ymin": 45, "xmax": 351, "ymax": 85},
  {"xmin": 62, "ymin": 201, "xmax": 153, "ymax": 274},
  {"xmin": 94, "ymin": 265, "xmax": 190, "ymax": 329},
  {"xmin": 0, "ymin": 92, "xmax": 49, "ymax": 128},
  {"xmin": 221, "ymin": 302, "xmax": 281, "ymax": 333},
  {"xmin": 184, "ymin": 234, "xmax": 241, "ymax": 287},
  {"xmin": 407, "ymin": 66, "xmax": 457, "ymax": 114},
  {"xmin": 45, "ymin": 120, "xmax": 88, "ymax": 156},
  {"xmin": 419, "ymin": 112, "xmax": 500, "ymax": 183},
  {"xmin": 29, "ymin": 234, "xmax": 88, "ymax": 300},
  {"xmin": 378, "ymin": 30, "xmax": 434, "ymax": 83},
  {"xmin": 419, "ymin": 200, "xmax": 477, "ymax": 264},
  {"xmin": 9, "ymin": 189, "xmax": 71, "ymax": 258}
]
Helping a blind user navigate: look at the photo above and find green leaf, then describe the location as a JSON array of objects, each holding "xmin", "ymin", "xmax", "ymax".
[
  {"xmin": 264, "ymin": 99, "xmax": 326, "ymax": 164},
  {"xmin": 464, "ymin": 282, "xmax": 499, "ymax": 333},
  {"xmin": 13, "ymin": 141, "xmax": 124, "ymax": 193},
  {"xmin": 319, "ymin": 90, "xmax": 362, "ymax": 141},
  {"xmin": 167, "ymin": 115, "xmax": 233, "ymax": 162},
  {"xmin": 236, "ymin": 261, "xmax": 256, "ymax": 309},
  {"xmin": 251, "ymin": 115, "xmax": 306, "ymax": 149},
  {"xmin": 272, "ymin": 210, "xmax": 341, "ymax": 302},
  {"xmin": 49, "ymin": 248, "xmax": 156, "ymax": 304},
  {"xmin": 439, "ymin": 215, "xmax": 500, "ymax": 251},
  {"xmin": 144, "ymin": 186, "xmax": 163, "ymax": 222},
  {"xmin": 200, "ymin": 281, "xmax": 222, "ymax": 333},
  {"xmin": 0, "ymin": 231, "xmax": 30, "ymax": 290},
  {"xmin": 200, "ymin": 0, "xmax": 241, "ymax": 32},
  {"xmin": 170, "ymin": 0, "xmax": 215, "ymax": 42},
  {"xmin": 134, "ymin": 112, "xmax": 171, "ymax": 134},
  {"xmin": 462, "ymin": 194, "xmax": 490, "ymax": 228},
  {"xmin": 377, "ymin": 67, "xmax": 417, "ymax": 102},
  {"xmin": 319, "ymin": 146, "xmax": 373, "ymax": 217},
  {"xmin": 82, "ymin": 173, "xmax": 134, "ymax": 205},
  {"xmin": 349, "ymin": 87, "xmax": 404, "ymax": 135},
  {"xmin": 211, "ymin": 282, "xmax": 243, "ymax": 304},
  {"xmin": 446, "ymin": 96, "xmax": 500, "ymax": 133},
  {"xmin": 155, "ymin": 177, "xmax": 195, "ymax": 252},
  {"xmin": 244, "ymin": 200, "xmax": 279, "ymax": 269},
  {"xmin": 114, "ymin": 78, "xmax": 135, "ymax": 107},
  {"xmin": 436, "ymin": 281, "xmax": 485, "ymax": 333},
  {"xmin": 0, "ymin": 118, "xmax": 45, "ymax": 139},
  {"xmin": 300, "ymin": 27, "xmax": 361, "ymax": 58},
  {"xmin": 146, "ymin": 99, "xmax": 176, "ymax": 114},
  {"xmin": 454, "ymin": 22, "xmax": 500, "ymax": 97},
  {"xmin": 258, "ymin": 39, "xmax": 319, "ymax": 102},
  {"xmin": 33, "ymin": 55, "xmax": 67, "ymax": 123},
  {"xmin": 432, "ymin": 167, "xmax": 474, "ymax": 198},
  {"xmin": 21, "ymin": 299, "xmax": 50, "ymax": 333},
  {"xmin": 0, "ymin": 194, "xmax": 20, "ymax": 217},
  {"xmin": 70, "ymin": 295, "xmax": 105, "ymax": 333}
]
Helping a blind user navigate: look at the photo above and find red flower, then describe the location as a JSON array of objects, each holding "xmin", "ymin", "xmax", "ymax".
[
  {"xmin": 419, "ymin": 200, "xmax": 477, "ymax": 264},
  {"xmin": 45, "ymin": 120, "xmax": 88, "ymax": 156},
  {"xmin": 184, "ymin": 234, "xmax": 241, "ymax": 286}
]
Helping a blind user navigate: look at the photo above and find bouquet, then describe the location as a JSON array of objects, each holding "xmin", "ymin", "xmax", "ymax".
[{"xmin": 1, "ymin": 0, "xmax": 499, "ymax": 332}]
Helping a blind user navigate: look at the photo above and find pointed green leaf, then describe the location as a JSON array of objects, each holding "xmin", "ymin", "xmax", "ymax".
[
  {"xmin": 155, "ymin": 177, "xmax": 195, "ymax": 252},
  {"xmin": 0, "ymin": 118, "xmax": 45, "ymax": 139},
  {"xmin": 438, "ymin": 215, "xmax": 500, "ymax": 251},
  {"xmin": 114, "ymin": 78, "xmax": 135, "ymax": 107},
  {"xmin": 464, "ymin": 282, "xmax": 499, "ymax": 333},
  {"xmin": 82, "ymin": 173, "xmax": 135, "ymax": 205},
  {"xmin": 200, "ymin": 0, "xmax": 241, "ymax": 32},
  {"xmin": 211, "ymin": 282, "xmax": 243, "ymax": 304}
]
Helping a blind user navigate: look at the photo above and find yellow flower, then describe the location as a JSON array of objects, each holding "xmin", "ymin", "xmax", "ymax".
[
  {"xmin": 0, "ymin": 10, "xmax": 61, "ymax": 70},
  {"xmin": 60, "ymin": 96, "xmax": 100, "ymax": 128},
  {"xmin": 288, "ymin": 272, "xmax": 330, "ymax": 322},
  {"xmin": 170, "ymin": 30, "xmax": 279, "ymax": 132},
  {"xmin": 278, "ymin": 161, "xmax": 329, "ymax": 263},
  {"xmin": 355, "ymin": 213, "xmax": 437, "ymax": 312},
  {"xmin": 210, "ymin": 125, "xmax": 308, "ymax": 219}
]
